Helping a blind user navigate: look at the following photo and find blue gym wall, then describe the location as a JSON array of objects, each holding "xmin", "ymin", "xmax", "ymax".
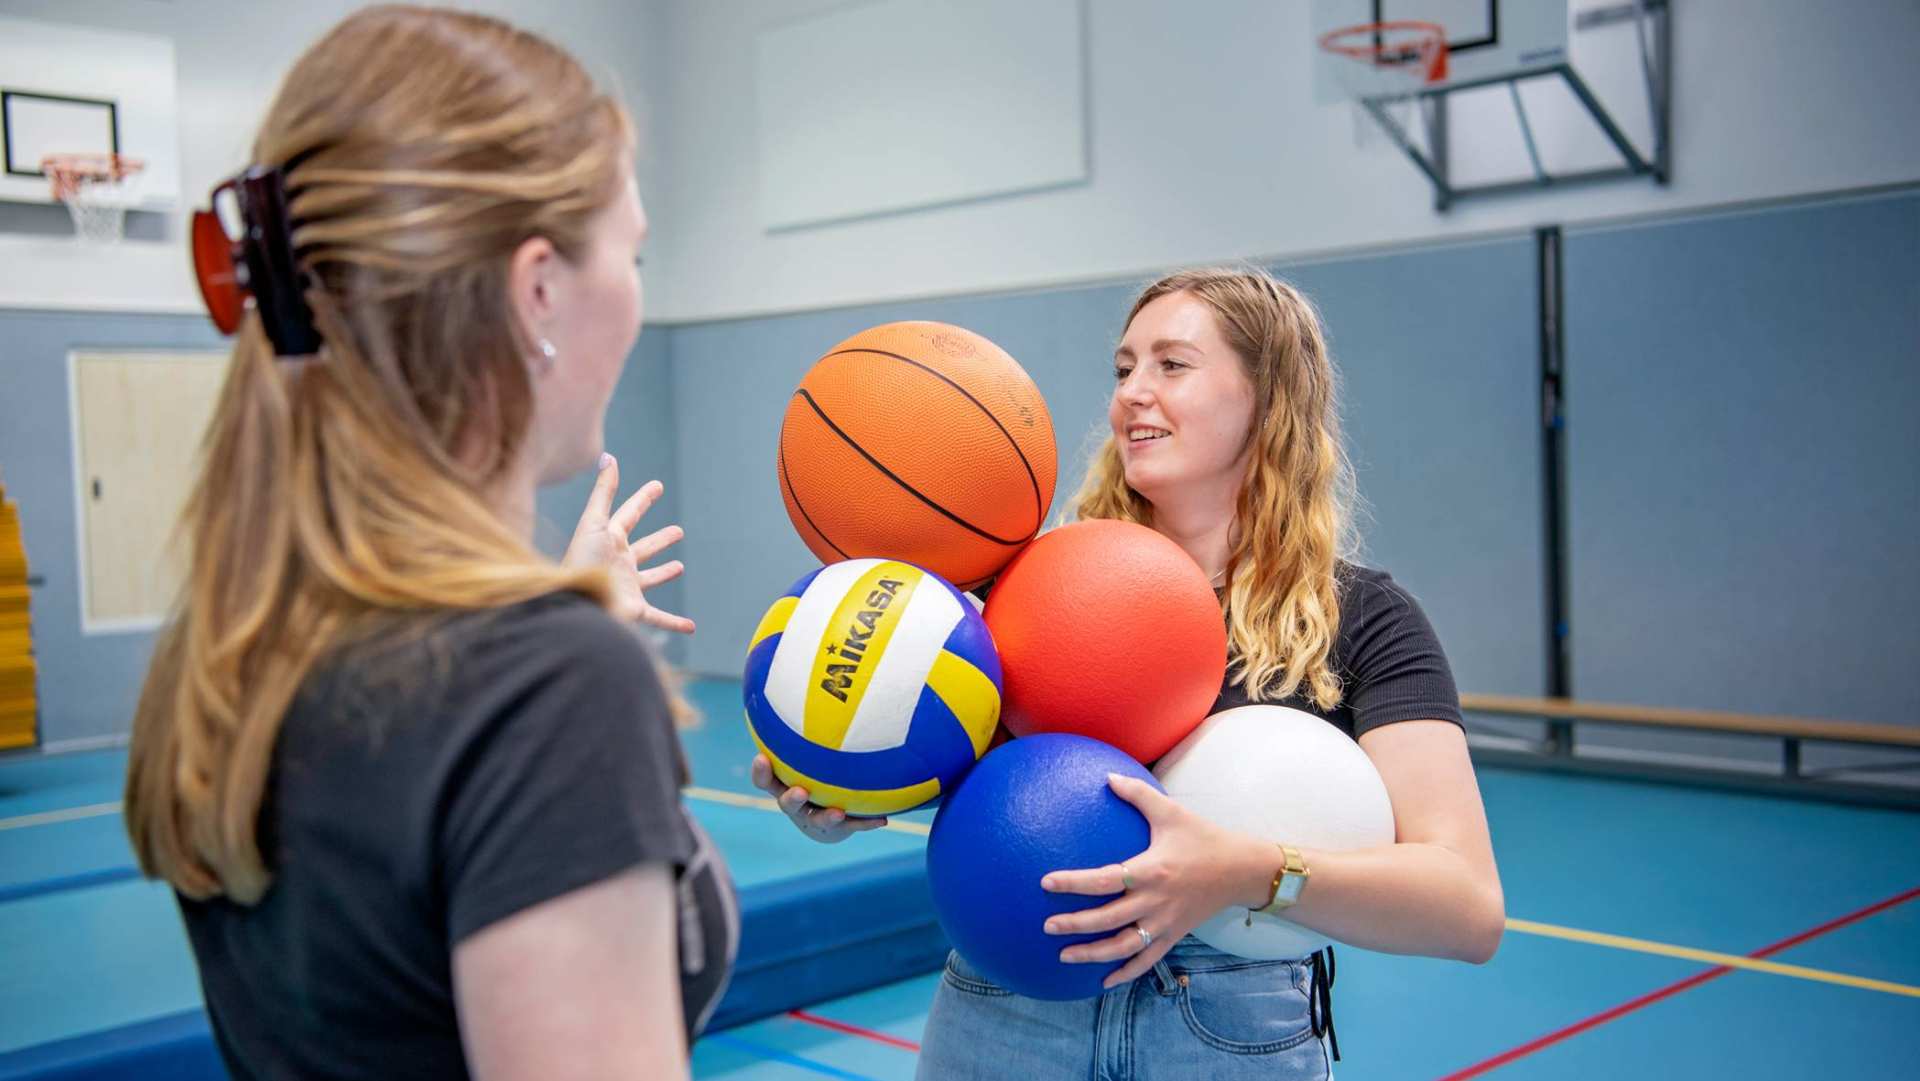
[
  {"xmin": 666, "ymin": 234, "xmax": 1549, "ymax": 718},
  {"xmin": 0, "ymin": 311, "xmax": 224, "ymax": 750},
  {"xmin": 3, "ymin": 188, "xmax": 1914, "ymax": 752},
  {"xmin": 0, "ymin": 318, "xmax": 680, "ymax": 747},
  {"xmin": 1563, "ymin": 190, "xmax": 1920, "ymax": 760}
]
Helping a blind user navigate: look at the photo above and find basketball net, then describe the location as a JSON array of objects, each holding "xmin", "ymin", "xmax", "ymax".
[
  {"xmin": 43, "ymin": 153, "xmax": 147, "ymax": 245},
  {"xmin": 1319, "ymin": 21, "xmax": 1448, "ymax": 152}
]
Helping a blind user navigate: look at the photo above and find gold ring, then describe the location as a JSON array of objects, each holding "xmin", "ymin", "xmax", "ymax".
[{"xmin": 1120, "ymin": 862, "xmax": 1136, "ymax": 890}]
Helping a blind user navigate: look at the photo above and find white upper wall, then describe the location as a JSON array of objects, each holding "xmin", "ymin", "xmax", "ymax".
[
  {"xmin": 0, "ymin": 0, "xmax": 669, "ymax": 315},
  {"xmin": 5, "ymin": 0, "xmax": 1917, "ymax": 324},
  {"xmin": 647, "ymin": 0, "xmax": 1920, "ymax": 323}
]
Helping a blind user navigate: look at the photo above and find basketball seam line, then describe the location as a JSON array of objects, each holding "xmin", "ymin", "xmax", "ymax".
[
  {"xmin": 793, "ymin": 387, "xmax": 1031, "ymax": 547},
  {"xmin": 820, "ymin": 347, "xmax": 1045, "ymax": 534},
  {"xmin": 779, "ymin": 441, "xmax": 850, "ymax": 560}
]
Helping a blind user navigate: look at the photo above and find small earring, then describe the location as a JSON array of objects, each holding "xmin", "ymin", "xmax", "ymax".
[{"xmin": 538, "ymin": 338, "xmax": 557, "ymax": 374}]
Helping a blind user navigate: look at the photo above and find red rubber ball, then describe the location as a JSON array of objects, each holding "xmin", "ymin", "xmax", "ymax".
[{"xmin": 983, "ymin": 519, "xmax": 1226, "ymax": 763}]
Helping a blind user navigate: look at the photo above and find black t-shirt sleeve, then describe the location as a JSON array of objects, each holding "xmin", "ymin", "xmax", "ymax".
[
  {"xmin": 439, "ymin": 604, "xmax": 694, "ymax": 945},
  {"xmin": 1340, "ymin": 572, "xmax": 1466, "ymax": 737}
]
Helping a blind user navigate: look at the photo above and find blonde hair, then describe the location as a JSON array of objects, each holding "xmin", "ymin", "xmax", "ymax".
[
  {"xmin": 1072, "ymin": 266, "xmax": 1357, "ymax": 710},
  {"xmin": 125, "ymin": 6, "xmax": 636, "ymax": 904}
]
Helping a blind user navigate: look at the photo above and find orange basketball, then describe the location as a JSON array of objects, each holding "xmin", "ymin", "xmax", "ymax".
[
  {"xmin": 983, "ymin": 520, "xmax": 1226, "ymax": 763},
  {"xmin": 777, "ymin": 322, "xmax": 1056, "ymax": 590}
]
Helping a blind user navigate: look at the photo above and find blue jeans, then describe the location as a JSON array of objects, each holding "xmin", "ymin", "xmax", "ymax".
[{"xmin": 916, "ymin": 937, "xmax": 1332, "ymax": 1081}]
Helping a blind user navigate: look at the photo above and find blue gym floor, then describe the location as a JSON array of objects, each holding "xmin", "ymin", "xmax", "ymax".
[{"xmin": 3, "ymin": 678, "xmax": 1916, "ymax": 1079}]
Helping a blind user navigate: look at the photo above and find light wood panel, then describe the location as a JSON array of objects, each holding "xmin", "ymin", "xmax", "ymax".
[
  {"xmin": 1461, "ymin": 693, "xmax": 1920, "ymax": 748},
  {"xmin": 71, "ymin": 350, "xmax": 227, "ymax": 629}
]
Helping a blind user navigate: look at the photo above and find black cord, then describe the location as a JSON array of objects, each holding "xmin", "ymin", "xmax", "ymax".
[{"xmin": 1309, "ymin": 946, "xmax": 1340, "ymax": 1062}]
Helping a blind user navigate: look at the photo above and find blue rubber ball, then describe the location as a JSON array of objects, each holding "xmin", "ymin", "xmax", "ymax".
[{"xmin": 926, "ymin": 733, "xmax": 1161, "ymax": 1000}]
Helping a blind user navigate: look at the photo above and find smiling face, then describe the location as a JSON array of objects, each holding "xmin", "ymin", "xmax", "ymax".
[{"xmin": 1108, "ymin": 289, "xmax": 1260, "ymax": 504}]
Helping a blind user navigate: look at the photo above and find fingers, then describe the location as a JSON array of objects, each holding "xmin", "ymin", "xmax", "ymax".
[
  {"xmin": 1102, "ymin": 934, "xmax": 1176, "ymax": 989},
  {"xmin": 750, "ymin": 757, "xmax": 817, "ymax": 823},
  {"xmin": 751, "ymin": 760, "xmax": 889, "ymax": 841},
  {"xmin": 637, "ymin": 606, "xmax": 696, "ymax": 635},
  {"xmin": 611, "ymin": 478, "xmax": 665, "ymax": 537},
  {"xmin": 774, "ymin": 784, "xmax": 813, "ymax": 818},
  {"xmin": 1041, "ymin": 860, "xmax": 1141, "ymax": 897},
  {"xmin": 634, "ymin": 560, "xmax": 685, "ymax": 590},
  {"xmin": 749, "ymin": 754, "xmax": 783, "ymax": 797},
  {"xmin": 802, "ymin": 805, "xmax": 889, "ymax": 837},
  {"xmin": 1043, "ymin": 895, "xmax": 1147, "ymax": 939},
  {"xmin": 1059, "ymin": 922, "xmax": 1162, "ymax": 965},
  {"xmin": 1106, "ymin": 772, "xmax": 1171, "ymax": 821},
  {"xmin": 788, "ymin": 793, "xmax": 855, "ymax": 843},
  {"xmin": 629, "ymin": 524, "xmax": 685, "ymax": 565},
  {"xmin": 581, "ymin": 453, "xmax": 619, "ymax": 524}
]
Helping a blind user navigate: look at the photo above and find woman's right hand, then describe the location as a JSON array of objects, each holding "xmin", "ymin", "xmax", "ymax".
[
  {"xmin": 750, "ymin": 753, "xmax": 890, "ymax": 844},
  {"xmin": 563, "ymin": 454, "xmax": 694, "ymax": 635}
]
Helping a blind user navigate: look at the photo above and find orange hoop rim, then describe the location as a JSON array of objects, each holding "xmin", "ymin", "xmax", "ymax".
[
  {"xmin": 41, "ymin": 153, "xmax": 146, "ymax": 201},
  {"xmin": 1318, "ymin": 20, "xmax": 1450, "ymax": 84}
]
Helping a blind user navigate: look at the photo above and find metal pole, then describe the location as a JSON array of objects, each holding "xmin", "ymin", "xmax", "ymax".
[
  {"xmin": 1651, "ymin": 0, "xmax": 1672, "ymax": 181},
  {"xmin": 1362, "ymin": 95, "xmax": 1453, "ymax": 205},
  {"xmin": 1559, "ymin": 64, "xmax": 1653, "ymax": 175},
  {"xmin": 1509, "ymin": 82, "xmax": 1549, "ymax": 185},
  {"xmin": 1537, "ymin": 226, "xmax": 1574, "ymax": 754}
]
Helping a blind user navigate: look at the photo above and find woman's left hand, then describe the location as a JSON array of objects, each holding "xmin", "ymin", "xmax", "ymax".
[
  {"xmin": 1041, "ymin": 772, "xmax": 1262, "ymax": 990},
  {"xmin": 563, "ymin": 453, "xmax": 696, "ymax": 635}
]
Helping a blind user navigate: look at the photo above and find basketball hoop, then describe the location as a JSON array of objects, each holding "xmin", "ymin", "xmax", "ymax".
[
  {"xmin": 1319, "ymin": 21, "xmax": 1449, "ymax": 152},
  {"xmin": 42, "ymin": 153, "xmax": 147, "ymax": 244},
  {"xmin": 1318, "ymin": 20, "xmax": 1450, "ymax": 85}
]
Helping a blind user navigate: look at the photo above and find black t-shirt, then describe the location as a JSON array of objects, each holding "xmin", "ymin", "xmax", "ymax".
[
  {"xmin": 177, "ymin": 593, "xmax": 737, "ymax": 1080},
  {"xmin": 1210, "ymin": 563, "xmax": 1464, "ymax": 739}
]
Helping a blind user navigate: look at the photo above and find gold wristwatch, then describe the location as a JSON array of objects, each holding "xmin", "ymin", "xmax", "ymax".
[{"xmin": 1247, "ymin": 844, "xmax": 1309, "ymax": 925}]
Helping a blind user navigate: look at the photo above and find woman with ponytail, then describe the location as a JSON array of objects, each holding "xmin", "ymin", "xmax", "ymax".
[
  {"xmin": 762, "ymin": 267, "xmax": 1505, "ymax": 1079},
  {"xmin": 123, "ymin": 8, "xmax": 728, "ymax": 1078}
]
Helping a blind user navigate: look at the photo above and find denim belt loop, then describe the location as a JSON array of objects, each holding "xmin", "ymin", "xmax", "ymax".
[{"xmin": 1148, "ymin": 959, "xmax": 1182, "ymax": 996}]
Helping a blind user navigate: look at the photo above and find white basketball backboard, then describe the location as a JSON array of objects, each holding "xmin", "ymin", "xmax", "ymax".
[
  {"xmin": 1311, "ymin": 0, "xmax": 1669, "ymax": 210},
  {"xmin": 1312, "ymin": 0, "xmax": 1570, "ymax": 104},
  {"xmin": 0, "ymin": 15, "xmax": 181, "ymax": 210}
]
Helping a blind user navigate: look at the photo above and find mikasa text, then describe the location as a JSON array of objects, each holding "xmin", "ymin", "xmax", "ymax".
[{"xmin": 818, "ymin": 578, "xmax": 907, "ymax": 702}]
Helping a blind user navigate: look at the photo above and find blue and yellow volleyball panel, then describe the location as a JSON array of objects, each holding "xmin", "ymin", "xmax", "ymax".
[{"xmin": 744, "ymin": 559, "xmax": 1000, "ymax": 815}]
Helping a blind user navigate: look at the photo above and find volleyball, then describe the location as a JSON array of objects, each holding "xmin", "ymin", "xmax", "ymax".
[{"xmin": 744, "ymin": 558, "xmax": 1003, "ymax": 815}]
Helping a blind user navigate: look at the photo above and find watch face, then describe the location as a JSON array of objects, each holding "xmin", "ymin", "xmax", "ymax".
[{"xmin": 1276, "ymin": 876, "xmax": 1307, "ymax": 904}]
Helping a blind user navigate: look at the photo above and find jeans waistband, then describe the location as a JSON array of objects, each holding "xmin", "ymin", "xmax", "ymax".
[{"xmin": 1160, "ymin": 935, "xmax": 1314, "ymax": 975}]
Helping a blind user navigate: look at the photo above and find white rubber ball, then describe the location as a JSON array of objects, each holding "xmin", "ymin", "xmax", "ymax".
[{"xmin": 1153, "ymin": 705, "xmax": 1396, "ymax": 959}]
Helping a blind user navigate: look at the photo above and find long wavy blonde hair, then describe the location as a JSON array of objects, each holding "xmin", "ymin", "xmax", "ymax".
[
  {"xmin": 125, "ymin": 6, "xmax": 634, "ymax": 904},
  {"xmin": 1073, "ymin": 267, "xmax": 1357, "ymax": 710}
]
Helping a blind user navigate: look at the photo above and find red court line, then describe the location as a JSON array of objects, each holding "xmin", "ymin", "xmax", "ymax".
[
  {"xmin": 1438, "ymin": 885, "xmax": 1920, "ymax": 1080},
  {"xmin": 787, "ymin": 1009, "xmax": 923, "ymax": 1053}
]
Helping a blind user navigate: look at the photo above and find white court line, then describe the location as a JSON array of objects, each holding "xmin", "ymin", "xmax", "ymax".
[{"xmin": 0, "ymin": 801, "xmax": 123, "ymax": 831}]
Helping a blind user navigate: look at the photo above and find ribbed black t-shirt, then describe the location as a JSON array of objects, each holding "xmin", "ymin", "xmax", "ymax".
[
  {"xmin": 176, "ymin": 593, "xmax": 736, "ymax": 1080},
  {"xmin": 1210, "ymin": 563, "xmax": 1464, "ymax": 738}
]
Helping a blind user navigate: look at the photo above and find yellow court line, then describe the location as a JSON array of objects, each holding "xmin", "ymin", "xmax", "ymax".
[
  {"xmin": 0, "ymin": 801, "xmax": 122, "ymax": 831},
  {"xmin": 683, "ymin": 785, "xmax": 932, "ymax": 836},
  {"xmin": 15, "ymin": 791, "xmax": 1905, "ymax": 998},
  {"xmin": 675, "ymin": 793, "xmax": 1919, "ymax": 998},
  {"xmin": 1506, "ymin": 918, "xmax": 1920, "ymax": 999}
]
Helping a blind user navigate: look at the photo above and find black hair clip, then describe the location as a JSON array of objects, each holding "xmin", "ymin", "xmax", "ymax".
[{"xmin": 190, "ymin": 165, "xmax": 322, "ymax": 357}]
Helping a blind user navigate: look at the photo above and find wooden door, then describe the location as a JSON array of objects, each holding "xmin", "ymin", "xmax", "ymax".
[{"xmin": 71, "ymin": 351, "xmax": 228, "ymax": 630}]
